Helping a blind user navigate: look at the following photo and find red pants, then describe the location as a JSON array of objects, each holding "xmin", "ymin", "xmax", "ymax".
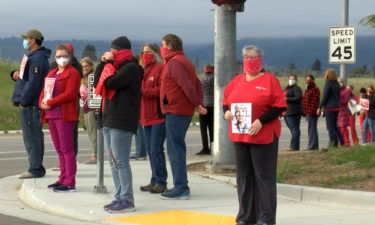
[
  {"xmin": 48, "ymin": 118, "xmax": 77, "ymax": 187},
  {"xmin": 359, "ymin": 114, "xmax": 371, "ymax": 143},
  {"xmin": 339, "ymin": 126, "xmax": 350, "ymax": 147},
  {"xmin": 349, "ymin": 114, "xmax": 359, "ymax": 144}
]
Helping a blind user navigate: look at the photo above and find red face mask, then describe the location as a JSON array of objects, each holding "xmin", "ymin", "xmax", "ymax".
[
  {"xmin": 243, "ymin": 57, "xmax": 262, "ymax": 75},
  {"xmin": 142, "ymin": 53, "xmax": 155, "ymax": 66},
  {"xmin": 160, "ymin": 47, "xmax": 171, "ymax": 60}
]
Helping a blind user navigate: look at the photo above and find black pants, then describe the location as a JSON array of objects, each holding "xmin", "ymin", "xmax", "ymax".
[
  {"xmin": 199, "ymin": 106, "xmax": 213, "ymax": 151},
  {"xmin": 325, "ymin": 110, "xmax": 344, "ymax": 146},
  {"xmin": 234, "ymin": 138, "xmax": 278, "ymax": 225}
]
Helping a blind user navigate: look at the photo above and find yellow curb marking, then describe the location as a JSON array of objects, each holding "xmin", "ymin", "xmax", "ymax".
[{"xmin": 105, "ymin": 210, "xmax": 236, "ymax": 225}]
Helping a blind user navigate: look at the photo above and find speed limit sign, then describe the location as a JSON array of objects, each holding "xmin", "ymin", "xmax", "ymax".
[{"xmin": 329, "ymin": 26, "xmax": 356, "ymax": 64}]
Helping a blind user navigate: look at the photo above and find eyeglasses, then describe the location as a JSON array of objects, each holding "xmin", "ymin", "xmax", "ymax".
[
  {"xmin": 55, "ymin": 55, "xmax": 69, "ymax": 59},
  {"xmin": 141, "ymin": 51, "xmax": 153, "ymax": 54},
  {"xmin": 243, "ymin": 55, "xmax": 260, "ymax": 59}
]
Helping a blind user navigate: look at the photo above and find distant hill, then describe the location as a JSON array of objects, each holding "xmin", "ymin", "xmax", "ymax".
[{"xmin": 0, "ymin": 36, "xmax": 374, "ymax": 71}]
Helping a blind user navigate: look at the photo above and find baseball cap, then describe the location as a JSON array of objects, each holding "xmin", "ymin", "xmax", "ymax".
[{"xmin": 21, "ymin": 29, "xmax": 44, "ymax": 41}]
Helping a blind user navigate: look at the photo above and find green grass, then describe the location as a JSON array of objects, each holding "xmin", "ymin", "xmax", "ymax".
[
  {"xmin": 319, "ymin": 174, "xmax": 373, "ymax": 187},
  {"xmin": 0, "ymin": 60, "xmax": 22, "ymax": 130},
  {"xmin": 277, "ymin": 161, "xmax": 301, "ymax": 183},
  {"xmin": 277, "ymin": 145, "xmax": 375, "ymax": 188},
  {"xmin": 327, "ymin": 146, "xmax": 375, "ymax": 169}
]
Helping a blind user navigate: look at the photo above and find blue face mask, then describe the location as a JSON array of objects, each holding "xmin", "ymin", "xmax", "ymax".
[{"xmin": 23, "ymin": 39, "xmax": 28, "ymax": 50}]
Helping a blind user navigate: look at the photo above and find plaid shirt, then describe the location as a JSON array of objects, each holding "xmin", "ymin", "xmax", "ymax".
[{"xmin": 303, "ymin": 83, "xmax": 320, "ymax": 116}]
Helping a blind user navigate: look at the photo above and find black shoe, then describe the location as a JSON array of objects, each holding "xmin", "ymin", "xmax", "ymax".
[
  {"xmin": 47, "ymin": 181, "xmax": 63, "ymax": 189},
  {"xmin": 53, "ymin": 185, "xmax": 76, "ymax": 192},
  {"xmin": 195, "ymin": 149, "xmax": 211, "ymax": 155}
]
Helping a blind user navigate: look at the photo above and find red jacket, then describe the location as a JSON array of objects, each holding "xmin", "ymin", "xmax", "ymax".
[
  {"xmin": 302, "ymin": 83, "xmax": 320, "ymax": 116},
  {"xmin": 160, "ymin": 52, "xmax": 203, "ymax": 116},
  {"xmin": 40, "ymin": 64, "xmax": 80, "ymax": 123},
  {"xmin": 140, "ymin": 63, "xmax": 165, "ymax": 126}
]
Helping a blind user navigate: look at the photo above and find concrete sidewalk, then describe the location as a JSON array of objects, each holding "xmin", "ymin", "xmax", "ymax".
[{"xmin": 16, "ymin": 160, "xmax": 375, "ymax": 225}]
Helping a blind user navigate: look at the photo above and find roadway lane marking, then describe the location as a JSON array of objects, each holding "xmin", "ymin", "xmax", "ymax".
[
  {"xmin": 105, "ymin": 210, "xmax": 235, "ymax": 225},
  {"xmin": 0, "ymin": 149, "xmax": 91, "ymax": 154},
  {"xmin": 0, "ymin": 154, "xmax": 92, "ymax": 161}
]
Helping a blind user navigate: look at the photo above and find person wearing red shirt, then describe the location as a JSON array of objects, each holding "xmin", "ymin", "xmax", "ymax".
[
  {"xmin": 223, "ymin": 45, "xmax": 286, "ymax": 225},
  {"xmin": 138, "ymin": 42, "xmax": 167, "ymax": 194},
  {"xmin": 159, "ymin": 34, "xmax": 206, "ymax": 200},
  {"xmin": 39, "ymin": 45, "xmax": 80, "ymax": 192},
  {"xmin": 302, "ymin": 74, "xmax": 320, "ymax": 150},
  {"xmin": 337, "ymin": 79, "xmax": 351, "ymax": 147},
  {"xmin": 346, "ymin": 85, "xmax": 359, "ymax": 145}
]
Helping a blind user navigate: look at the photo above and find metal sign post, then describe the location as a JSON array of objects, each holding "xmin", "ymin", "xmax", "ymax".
[
  {"xmin": 328, "ymin": 0, "xmax": 352, "ymax": 83},
  {"xmin": 208, "ymin": 1, "xmax": 245, "ymax": 173},
  {"xmin": 87, "ymin": 74, "xmax": 107, "ymax": 193}
]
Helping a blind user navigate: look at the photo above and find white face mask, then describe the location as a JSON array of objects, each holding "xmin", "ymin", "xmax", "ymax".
[
  {"xmin": 56, "ymin": 57, "xmax": 69, "ymax": 67},
  {"xmin": 288, "ymin": 79, "xmax": 296, "ymax": 86}
]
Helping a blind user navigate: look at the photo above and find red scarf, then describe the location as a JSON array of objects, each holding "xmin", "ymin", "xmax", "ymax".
[
  {"xmin": 113, "ymin": 49, "xmax": 133, "ymax": 68},
  {"xmin": 204, "ymin": 66, "xmax": 214, "ymax": 73},
  {"xmin": 95, "ymin": 49, "xmax": 133, "ymax": 111}
]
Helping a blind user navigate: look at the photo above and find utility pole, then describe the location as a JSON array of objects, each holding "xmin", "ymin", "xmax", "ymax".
[
  {"xmin": 208, "ymin": 1, "xmax": 245, "ymax": 172},
  {"xmin": 340, "ymin": 0, "xmax": 349, "ymax": 83}
]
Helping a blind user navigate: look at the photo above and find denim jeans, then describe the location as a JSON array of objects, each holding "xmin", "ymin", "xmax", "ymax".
[
  {"xmin": 325, "ymin": 110, "xmax": 344, "ymax": 146},
  {"xmin": 134, "ymin": 124, "xmax": 146, "ymax": 157},
  {"xmin": 102, "ymin": 127, "xmax": 134, "ymax": 202},
  {"xmin": 144, "ymin": 122, "xmax": 167, "ymax": 186},
  {"xmin": 306, "ymin": 115, "xmax": 319, "ymax": 150},
  {"xmin": 362, "ymin": 117, "xmax": 370, "ymax": 143},
  {"xmin": 19, "ymin": 106, "xmax": 45, "ymax": 176},
  {"xmin": 367, "ymin": 118, "xmax": 375, "ymax": 143},
  {"xmin": 165, "ymin": 114, "xmax": 192, "ymax": 192},
  {"xmin": 284, "ymin": 115, "xmax": 301, "ymax": 150}
]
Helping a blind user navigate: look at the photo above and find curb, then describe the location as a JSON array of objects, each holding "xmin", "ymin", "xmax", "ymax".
[
  {"xmin": 18, "ymin": 181, "xmax": 89, "ymax": 222},
  {"xmin": 18, "ymin": 179, "xmax": 104, "ymax": 223},
  {"xmin": 201, "ymin": 174, "xmax": 375, "ymax": 210},
  {"xmin": 277, "ymin": 183, "xmax": 375, "ymax": 210}
]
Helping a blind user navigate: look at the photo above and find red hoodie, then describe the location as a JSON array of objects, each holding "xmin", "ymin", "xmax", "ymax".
[
  {"xmin": 140, "ymin": 63, "xmax": 165, "ymax": 126},
  {"xmin": 160, "ymin": 51, "xmax": 203, "ymax": 116}
]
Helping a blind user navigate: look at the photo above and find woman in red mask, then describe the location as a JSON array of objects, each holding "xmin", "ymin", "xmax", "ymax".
[
  {"xmin": 138, "ymin": 42, "xmax": 167, "ymax": 194},
  {"xmin": 223, "ymin": 45, "xmax": 286, "ymax": 225}
]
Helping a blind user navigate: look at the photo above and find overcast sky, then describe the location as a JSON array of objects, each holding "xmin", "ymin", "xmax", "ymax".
[{"xmin": 0, "ymin": 0, "xmax": 374, "ymax": 44}]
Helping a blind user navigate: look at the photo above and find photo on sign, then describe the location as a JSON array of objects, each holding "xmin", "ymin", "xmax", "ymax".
[
  {"xmin": 231, "ymin": 103, "xmax": 252, "ymax": 134},
  {"xmin": 359, "ymin": 98, "xmax": 369, "ymax": 111},
  {"xmin": 43, "ymin": 78, "xmax": 56, "ymax": 101}
]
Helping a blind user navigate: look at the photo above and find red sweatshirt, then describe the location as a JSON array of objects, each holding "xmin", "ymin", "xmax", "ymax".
[
  {"xmin": 39, "ymin": 64, "xmax": 80, "ymax": 123},
  {"xmin": 223, "ymin": 73, "xmax": 286, "ymax": 144},
  {"xmin": 140, "ymin": 63, "xmax": 165, "ymax": 126},
  {"xmin": 160, "ymin": 52, "xmax": 203, "ymax": 116}
]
